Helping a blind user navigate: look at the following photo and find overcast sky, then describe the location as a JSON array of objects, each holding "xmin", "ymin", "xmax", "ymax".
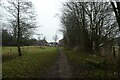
[
  {"xmin": 0, "ymin": 0, "xmax": 66, "ymax": 42},
  {"xmin": 29, "ymin": 0, "xmax": 67, "ymax": 42}
]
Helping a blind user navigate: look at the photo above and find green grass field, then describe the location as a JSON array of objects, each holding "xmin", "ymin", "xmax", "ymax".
[
  {"xmin": 2, "ymin": 47, "xmax": 18, "ymax": 62},
  {"xmin": 2, "ymin": 46, "xmax": 58, "ymax": 78},
  {"xmin": 64, "ymin": 48, "xmax": 118, "ymax": 78}
]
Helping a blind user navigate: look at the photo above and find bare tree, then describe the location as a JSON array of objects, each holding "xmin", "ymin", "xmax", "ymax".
[
  {"xmin": 53, "ymin": 34, "xmax": 58, "ymax": 42},
  {"xmin": 43, "ymin": 36, "xmax": 46, "ymax": 41},
  {"xmin": 61, "ymin": 2, "xmax": 118, "ymax": 53},
  {"xmin": 3, "ymin": 0, "xmax": 37, "ymax": 56},
  {"xmin": 111, "ymin": 2, "xmax": 120, "ymax": 75},
  {"xmin": 36, "ymin": 34, "xmax": 43, "ymax": 41}
]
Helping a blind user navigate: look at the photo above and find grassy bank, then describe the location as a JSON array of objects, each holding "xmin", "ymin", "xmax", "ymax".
[
  {"xmin": 64, "ymin": 48, "xmax": 118, "ymax": 78},
  {"xmin": 2, "ymin": 46, "xmax": 58, "ymax": 78}
]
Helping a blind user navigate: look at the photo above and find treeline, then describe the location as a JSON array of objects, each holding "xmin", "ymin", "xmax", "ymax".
[
  {"xmin": 2, "ymin": 29, "xmax": 37, "ymax": 46},
  {"xmin": 61, "ymin": 2, "xmax": 119, "ymax": 53}
]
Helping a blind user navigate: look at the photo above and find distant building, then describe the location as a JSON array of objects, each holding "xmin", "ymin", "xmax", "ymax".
[
  {"xmin": 47, "ymin": 42, "xmax": 58, "ymax": 46},
  {"xmin": 37, "ymin": 40, "xmax": 48, "ymax": 46}
]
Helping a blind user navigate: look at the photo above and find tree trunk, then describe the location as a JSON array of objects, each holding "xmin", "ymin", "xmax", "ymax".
[
  {"xmin": 17, "ymin": 43, "xmax": 22, "ymax": 56},
  {"xmin": 111, "ymin": 2, "xmax": 120, "ymax": 77},
  {"xmin": 116, "ymin": 2, "xmax": 120, "ymax": 17},
  {"xmin": 17, "ymin": 0, "xmax": 22, "ymax": 56},
  {"xmin": 111, "ymin": 2, "xmax": 120, "ymax": 30}
]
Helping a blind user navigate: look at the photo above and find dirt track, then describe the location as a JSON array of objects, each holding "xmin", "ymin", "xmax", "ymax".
[{"xmin": 47, "ymin": 47, "xmax": 72, "ymax": 78}]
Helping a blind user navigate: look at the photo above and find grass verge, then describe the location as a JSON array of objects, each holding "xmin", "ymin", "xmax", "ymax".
[
  {"xmin": 2, "ymin": 46, "xmax": 58, "ymax": 78},
  {"xmin": 64, "ymin": 48, "xmax": 118, "ymax": 78}
]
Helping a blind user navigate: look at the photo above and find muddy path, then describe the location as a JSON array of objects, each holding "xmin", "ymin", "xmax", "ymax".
[{"xmin": 47, "ymin": 47, "xmax": 72, "ymax": 78}]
